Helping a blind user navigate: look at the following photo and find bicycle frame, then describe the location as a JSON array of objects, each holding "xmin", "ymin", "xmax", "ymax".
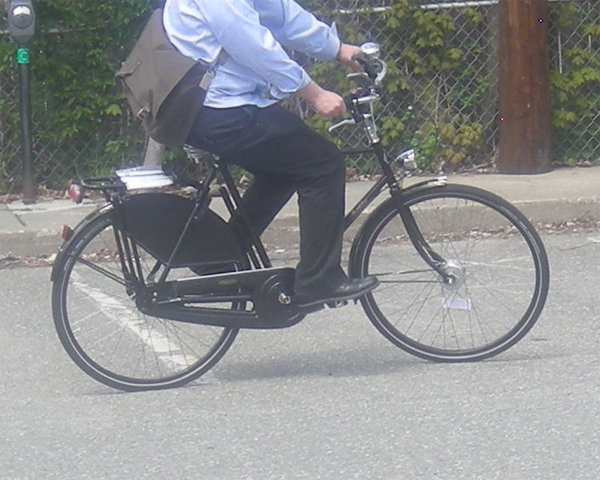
[
  {"xmin": 340, "ymin": 145, "xmax": 450, "ymax": 278},
  {"xmin": 71, "ymin": 117, "xmax": 452, "ymax": 323},
  {"xmin": 50, "ymin": 43, "xmax": 550, "ymax": 391},
  {"xmin": 56, "ymin": 45, "xmax": 455, "ymax": 329}
]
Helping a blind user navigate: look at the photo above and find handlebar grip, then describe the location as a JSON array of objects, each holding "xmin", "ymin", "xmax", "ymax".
[{"xmin": 353, "ymin": 54, "xmax": 382, "ymax": 81}]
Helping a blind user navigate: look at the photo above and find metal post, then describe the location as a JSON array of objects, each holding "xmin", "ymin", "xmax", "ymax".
[
  {"xmin": 17, "ymin": 46, "xmax": 35, "ymax": 203},
  {"xmin": 6, "ymin": 0, "xmax": 37, "ymax": 201}
]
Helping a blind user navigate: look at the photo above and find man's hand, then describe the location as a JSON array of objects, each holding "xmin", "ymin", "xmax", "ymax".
[
  {"xmin": 296, "ymin": 81, "xmax": 346, "ymax": 119},
  {"xmin": 295, "ymin": 44, "xmax": 364, "ymax": 119},
  {"xmin": 337, "ymin": 43, "xmax": 363, "ymax": 71}
]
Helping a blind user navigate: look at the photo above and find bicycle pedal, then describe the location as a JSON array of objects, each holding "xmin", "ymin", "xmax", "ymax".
[
  {"xmin": 325, "ymin": 300, "xmax": 349, "ymax": 309},
  {"xmin": 298, "ymin": 303, "xmax": 326, "ymax": 314}
]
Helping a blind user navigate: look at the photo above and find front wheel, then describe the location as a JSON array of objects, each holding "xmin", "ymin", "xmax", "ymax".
[
  {"xmin": 350, "ymin": 184, "xmax": 549, "ymax": 362},
  {"xmin": 51, "ymin": 210, "xmax": 239, "ymax": 391}
]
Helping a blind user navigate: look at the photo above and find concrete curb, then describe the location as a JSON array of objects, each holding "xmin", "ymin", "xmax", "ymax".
[{"xmin": 1, "ymin": 167, "xmax": 598, "ymax": 258}]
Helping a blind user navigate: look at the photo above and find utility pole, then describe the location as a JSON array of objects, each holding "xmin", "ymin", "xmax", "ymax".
[{"xmin": 498, "ymin": 0, "xmax": 551, "ymax": 174}]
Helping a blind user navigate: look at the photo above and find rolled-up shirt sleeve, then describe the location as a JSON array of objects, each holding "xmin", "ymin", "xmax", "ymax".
[
  {"xmin": 165, "ymin": 0, "xmax": 342, "ymax": 106},
  {"xmin": 197, "ymin": 0, "xmax": 305, "ymax": 98},
  {"xmin": 266, "ymin": 0, "xmax": 341, "ymax": 61},
  {"xmin": 198, "ymin": 0, "xmax": 338, "ymax": 98}
]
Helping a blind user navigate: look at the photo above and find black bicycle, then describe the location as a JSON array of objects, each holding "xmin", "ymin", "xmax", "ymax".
[{"xmin": 51, "ymin": 44, "xmax": 550, "ymax": 391}]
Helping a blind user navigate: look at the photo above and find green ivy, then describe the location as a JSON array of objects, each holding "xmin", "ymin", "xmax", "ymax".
[
  {"xmin": 33, "ymin": 1, "xmax": 150, "ymax": 136},
  {"xmin": 549, "ymin": 3, "xmax": 600, "ymax": 164},
  {"xmin": 300, "ymin": 0, "xmax": 494, "ymax": 172},
  {"xmin": 1, "ymin": 0, "xmax": 598, "ymax": 193},
  {"xmin": 0, "ymin": 0, "xmax": 151, "ymax": 191}
]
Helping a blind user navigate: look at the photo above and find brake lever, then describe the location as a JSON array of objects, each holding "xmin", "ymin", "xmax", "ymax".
[
  {"xmin": 347, "ymin": 72, "xmax": 369, "ymax": 80},
  {"xmin": 328, "ymin": 118, "xmax": 355, "ymax": 133}
]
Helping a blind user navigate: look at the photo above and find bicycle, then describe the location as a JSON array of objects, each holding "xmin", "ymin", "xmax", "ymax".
[{"xmin": 51, "ymin": 43, "xmax": 550, "ymax": 391}]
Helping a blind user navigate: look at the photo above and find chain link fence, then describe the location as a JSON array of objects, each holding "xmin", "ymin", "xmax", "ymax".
[
  {"xmin": 314, "ymin": 0, "xmax": 502, "ymax": 173},
  {"xmin": 0, "ymin": 0, "xmax": 598, "ymax": 194},
  {"xmin": 548, "ymin": 0, "xmax": 600, "ymax": 164},
  {"xmin": 0, "ymin": 41, "xmax": 20, "ymax": 192}
]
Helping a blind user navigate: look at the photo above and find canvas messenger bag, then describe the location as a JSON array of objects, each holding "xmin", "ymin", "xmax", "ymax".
[{"xmin": 116, "ymin": 9, "xmax": 212, "ymax": 148}]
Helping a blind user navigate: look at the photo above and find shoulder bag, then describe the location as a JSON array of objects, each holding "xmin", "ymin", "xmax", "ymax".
[{"xmin": 116, "ymin": 9, "xmax": 212, "ymax": 148}]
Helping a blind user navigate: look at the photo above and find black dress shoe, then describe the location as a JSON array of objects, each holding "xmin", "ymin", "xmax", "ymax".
[{"xmin": 296, "ymin": 276, "xmax": 379, "ymax": 308}]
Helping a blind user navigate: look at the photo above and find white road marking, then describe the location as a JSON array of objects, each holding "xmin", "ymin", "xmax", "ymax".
[{"xmin": 71, "ymin": 271, "xmax": 202, "ymax": 373}]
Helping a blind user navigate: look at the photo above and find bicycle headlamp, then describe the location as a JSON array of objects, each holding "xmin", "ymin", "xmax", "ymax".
[{"xmin": 394, "ymin": 148, "xmax": 417, "ymax": 171}]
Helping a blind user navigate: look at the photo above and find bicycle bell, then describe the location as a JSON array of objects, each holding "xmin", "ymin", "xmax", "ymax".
[{"xmin": 360, "ymin": 42, "xmax": 380, "ymax": 59}]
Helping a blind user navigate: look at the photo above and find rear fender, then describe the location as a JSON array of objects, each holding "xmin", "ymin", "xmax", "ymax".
[{"xmin": 50, "ymin": 203, "xmax": 113, "ymax": 282}]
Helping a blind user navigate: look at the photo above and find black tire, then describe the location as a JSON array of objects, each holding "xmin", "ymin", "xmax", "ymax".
[
  {"xmin": 51, "ymin": 210, "xmax": 239, "ymax": 391},
  {"xmin": 350, "ymin": 184, "xmax": 549, "ymax": 362}
]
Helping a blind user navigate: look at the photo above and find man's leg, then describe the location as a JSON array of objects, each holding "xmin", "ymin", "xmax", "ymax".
[
  {"xmin": 186, "ymin": 104, "xmax": 377, "ymax": 304},
  {"xmin": 233, "ymin": 173, "xmax": 298, "ymax": 239}
]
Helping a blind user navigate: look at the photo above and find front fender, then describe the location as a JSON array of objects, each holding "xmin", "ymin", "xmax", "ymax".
[
  {"xmin": 402, "ymin": 176, "xmax": 447, "ymax": 196},
  {"xmin": 348, "ymin": 198, "xmax": 393, "ymax": 278},
  {"xmin": 347, "ymin": 178, "xmax": 447, "ymax": 277}
]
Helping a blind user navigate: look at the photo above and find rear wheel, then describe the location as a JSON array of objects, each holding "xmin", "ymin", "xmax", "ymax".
[
  {"xmin": 351, "ymin": 184, "xmax": 549, "ymax": 362},
  {"xmin": 51, "ymin": 211, "xmax": 238, "ymax": 391}
]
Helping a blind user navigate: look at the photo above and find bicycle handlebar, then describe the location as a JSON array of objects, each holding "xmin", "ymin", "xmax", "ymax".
[
  {"xmin": 329, "ymin": 43, "xmax": 386, "ymax": 138},
  {"xmin": 354, "ymin": 55, "xmax": 386, "ymax": 84},
  {"xmin": 352, "ymin": 42, "xmax": 387, "ymax": 85}
]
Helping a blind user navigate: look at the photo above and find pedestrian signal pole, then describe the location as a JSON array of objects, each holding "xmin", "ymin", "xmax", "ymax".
[{"xmin": 5, "ymin": 0, "xmax": 36, "ymax": 203}]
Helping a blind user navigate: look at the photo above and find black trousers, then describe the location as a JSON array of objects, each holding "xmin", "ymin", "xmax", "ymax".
[{"xmin": 186, "ymin": 104, "xmax": 347, "ymax": 296}]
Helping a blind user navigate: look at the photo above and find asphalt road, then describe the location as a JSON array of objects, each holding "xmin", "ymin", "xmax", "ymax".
[{"xmin": 1, "ymin": 231, "xmax": 599, "ymax": 480}]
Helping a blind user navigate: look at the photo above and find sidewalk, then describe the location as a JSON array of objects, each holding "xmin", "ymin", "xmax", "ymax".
[{"xmin": 1, "ymin": 166, "xmax": 599, "ymax": 258}]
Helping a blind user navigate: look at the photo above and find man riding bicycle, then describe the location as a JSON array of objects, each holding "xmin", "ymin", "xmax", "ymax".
[{"xmin": 163, "ymin": 0, "xmax": 379, "ymax": 307}]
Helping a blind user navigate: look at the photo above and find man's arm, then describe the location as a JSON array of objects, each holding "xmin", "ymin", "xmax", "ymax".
[
  {"xmin": 197, "ymin": 0, "xmax": 312, "ymax": 99},
  {"xmin": 198, "ymin": 0, "xmax": 361, "ymax": 118},
  {"xmin": 265, "ymin": 0, "xmax": 362, "ymax": 68},
  {"xmin": 260, "ymin": 0, "xmax": 362, "ymax": 117},
  {"xmin": 262, "ymin": 0, "xmax": 340, "ymax": 61},
  {"xmin": 296, "ymin": 81, "xmax": 346, "ymax": 120}
]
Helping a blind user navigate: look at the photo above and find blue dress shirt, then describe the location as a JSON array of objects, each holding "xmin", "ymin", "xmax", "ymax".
[{"xmin": 162, "ymin": 0, "xmax": 341, "ymax": 108}]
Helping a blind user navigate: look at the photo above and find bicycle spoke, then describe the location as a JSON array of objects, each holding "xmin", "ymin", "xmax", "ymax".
[
  {"xmin": 354, "ymin": 185, "xmax": 548, "ymax": 361},
  {"xmin": 52, "ymin": 212, "xmax": 238, "ymax": 390}
]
